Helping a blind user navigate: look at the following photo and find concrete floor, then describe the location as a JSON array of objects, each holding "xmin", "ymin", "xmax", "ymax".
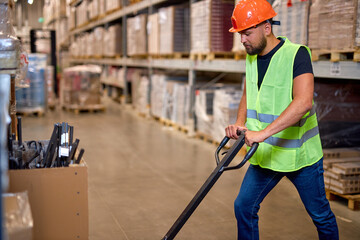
[{"xmin": 21, "ymin": 99, "xmax": 360, "ymax": 240}]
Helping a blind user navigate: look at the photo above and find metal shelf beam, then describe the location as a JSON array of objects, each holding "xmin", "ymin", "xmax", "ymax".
[
  {"xmin": 70, "ymin": 0, "xmax": 168, "ymax": 36},
  {"xmin": 69, "ymin": 58, "xmax": 360, "ymax": 80}
]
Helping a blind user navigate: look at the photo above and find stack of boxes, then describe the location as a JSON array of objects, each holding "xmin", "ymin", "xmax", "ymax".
[
  {"xmin": 323, "ymin": 149, "xmax": 360, "ymax": 194},
  {"xmin": 127, "ymin": 14, "xmax": 147, "ymax": 56},
  {"xmin": 272, "ymin": 0, "xmax": 310, "ymax": 45},
  {"xmin": 195, "ymin": 86, "xmax": 242, "ymax": 143},
  {"xmin": 191, "ymin": 0, "xmax": 233, "ymax": 54},
  {"xmin": 308, "ymin": 0, "xmax": 360, "ymax": 50},
  {"xmin": 61, "ymin": 65, "xmax": 102, "ymax": 107},
  {"xmin": 159, "ymin": 5, "xmax": 190, "ymax": 54},
  {"xmin": 103, "ymin": 24, "xmax": 122, "ymax": 57},
  {"xmin": 147, "ymin": 13, "xmax": 160, "ymax": 55}
]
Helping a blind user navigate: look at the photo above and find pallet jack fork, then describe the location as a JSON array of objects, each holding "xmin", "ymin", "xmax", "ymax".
[{"xmin": 162, "ymin": 132, "xmax": 258, "ymax": 240}]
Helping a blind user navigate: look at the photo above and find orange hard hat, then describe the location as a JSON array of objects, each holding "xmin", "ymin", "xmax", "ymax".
[{"xmin": 229, "ymin": 0, "xmax": 277, "ymax": 33}]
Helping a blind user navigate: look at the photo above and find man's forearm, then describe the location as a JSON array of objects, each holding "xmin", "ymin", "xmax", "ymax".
[{"xmin": 235, "ymin": 88, "xmax": 247, "ymax": 126}]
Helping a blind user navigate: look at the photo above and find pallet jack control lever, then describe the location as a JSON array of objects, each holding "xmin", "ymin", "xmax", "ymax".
[{"xmin": 162, "ymin": 132, "xmax": 258, "ymax": 240}]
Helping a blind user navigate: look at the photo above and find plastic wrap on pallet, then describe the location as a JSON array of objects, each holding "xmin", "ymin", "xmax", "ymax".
[
  {"xmin": 172, "ymin": 83, "xmax": 190, "ymax": 126},
  {"xmin": 309, "ymin": 0, "xmax": 358, "ymax": 50},
  {"xmin": 191, "ymin": 0, "xmax": 234, "ymax": 54},
  {"xmin": 232, "ymin": 0, "xmax": 245, "ymax": 52},
  {"xmin": 45, "ymin": 66, "xmax": 55, "ymax": 107},
  {"xmin": 195, "ymin": 89, "xmax": 215, "ymax": 137},
  {"xmin": 161, "ymin": 77, "xmax": 188, "ymax": 121},
  {"xmin": 150, "ymin": 74, "xmax": 166, "ymax": 118},
  {"xmin": 62, "ymin": 65, "xmax": 102, "ymax": 106},
  {"xmin": 212, "ymin": 88, "xmax": 242, "ymax": 143},
  {"xmin": 314, "ymin": 80, "xmax": 360, "ymax": 148},
  {"xmin": 147, "ymin": 13, "xmax": 160, "ymax": 55},
  {"xmin": 272, "ymin": 0, "xmax": 309, "ymax": 45},
  {"xmin": 15, "ymin": 54, "xmax": 47, "ymax": 112},
  {"xmin": 132, "ymin": 75, "xmax": 149, "ymax": 115},
  {"xmin": 127, "ymin": 14, "xmax": 147, "ymax": 56},
  {"xmin": 159, "ymin": 5, "xmax": 190, "ymax": 54}
]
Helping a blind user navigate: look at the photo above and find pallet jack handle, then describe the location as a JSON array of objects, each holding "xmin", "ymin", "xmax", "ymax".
[{"xmin": 162, "ymin": 132, "xmax": 258, "ymax": 240}]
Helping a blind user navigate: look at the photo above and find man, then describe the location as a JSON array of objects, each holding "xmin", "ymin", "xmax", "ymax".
[{"xmin": 225, "ymin": 0, "xmax": 339, "ymax": 239}]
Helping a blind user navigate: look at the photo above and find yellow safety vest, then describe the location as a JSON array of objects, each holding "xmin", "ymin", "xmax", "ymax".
[{"xmin": 245, "ymin": 37, "xmax": 323, "ymax": 172}]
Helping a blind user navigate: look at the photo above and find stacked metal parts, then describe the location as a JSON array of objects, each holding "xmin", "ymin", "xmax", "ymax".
[
  {"xmin": 191, "ymin": 0, "xmax": 234, "ymax": 54},
  {"xmin": 8, "ymin": 120, "xmax": 85, "ymax": 170}
]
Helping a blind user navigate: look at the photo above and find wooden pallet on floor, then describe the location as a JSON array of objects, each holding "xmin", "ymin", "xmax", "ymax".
[
  {"xmin": 311, "ymin": 49, "xmax": 360, "ymax": 62},
  {"xmin": 326, "ymin": 189, "xmax": 360, "ymax": 210},
  {"xmin": 16, "ymin": 108, "xmax": 45, "ymax": 117},
  {"xmin": 63, "ymin": 104, "xmax": 106, "ymax": 114}
]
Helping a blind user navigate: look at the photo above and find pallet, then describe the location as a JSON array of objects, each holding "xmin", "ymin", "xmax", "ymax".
[
  {"xmin": 129, "ymin": 0, "xmax": 142, "ymax": 5},
  {"xmin": 311, "ymin": 49, "xmax": 360, "ymax": 62},
  {"xmin": 149, "ymin": 53, "xmax": 190, "ymax": 59},
  {"xmin": 16, "ymin": 109, "xmax": 45, "ymax": 117},
  {"xmin": 62, "ymin": 104, "xmax": 106, "ymax": 114},
  {"xmin": 103, "ymin": 54, "xmax": 122, "ymax": 59},
  {"xmin": 105, "ymin": 7, "xmax": 122, "ymax": 15},
  {"xmin": 191, "ymin": 52, "xmax": 235, "ymax": 61},
  {"xmin": 128, "ymin": 54, "xmax": 148, "ymax": 59},
  {"xmin": 326, "ymin": 189, "xmax": 360, "ymax": 210},
  {"xmin": 233, "ymin": 50, "xmax": 247, "ymax": 60},
  {"xmin": 159, "ymin": 118, "xmax": 189, "ymax": 134}
]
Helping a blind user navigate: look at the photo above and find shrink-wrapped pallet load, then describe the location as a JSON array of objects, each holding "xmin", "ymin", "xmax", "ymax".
[
  {"xmin": 61, "ymin": 65, "xmax": 102, "ymax": 107},
  {"xmin": 127, "ymin": 14, "xmax": 147, "ymax": 56},
  {"xmin": 172, "ymin": 83, "xmax": 190, "ymax": 127},
  {"xmin": 309, "ymin": 0, "xmax": 359, "ymax": 50},
  {"xmin": 191, "ymin": 0, "xmax": 234, "ymax": 54},
  {"xmin": 147, "ymin": 13, "xmax": 160, "ymax": 55},
  {"xmin": 232, "ymin": 0, "xmax": 245, "ymax": 52},
  {"xmin": 16, "ymin": 54, "xmax": 47, "ymax": 114},
  {"xmin": 103, "ymin": 24, "xmax": 122, "ymax": 57},
  {"xmin": 132, "ymin": 75, "xmax": 149, "ymax": 115},
  {"xmin": 159, "ymin": 5, "xmax": 190, "ymax": 54},
  {"xmin": 272, "ymin": 0, "xmax": 309, "ymax": 45},
  {"xmin": 195, "ymin": 89, "xmax": 215, "ymax": 137},
  {"xmin": 93, "ymin": 27, "xmax": 105, "ymax": 57},
  {"xmin": 212, "ymin": 88, "xmax": 242, "ymax": 143},
  {"xmin": 150, "ymin": 74, "xmax": 166, "ymax": 118}
]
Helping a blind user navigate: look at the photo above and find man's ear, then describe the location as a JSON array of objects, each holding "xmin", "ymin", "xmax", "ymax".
[{"xmin": 264, "ymin": 22, "xmax": 272, "ymax": 36}]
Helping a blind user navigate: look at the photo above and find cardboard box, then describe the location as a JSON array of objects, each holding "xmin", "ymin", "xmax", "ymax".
[{"xmin": 7, "ymin": 163, "xmax": 88, "ymax": 240}]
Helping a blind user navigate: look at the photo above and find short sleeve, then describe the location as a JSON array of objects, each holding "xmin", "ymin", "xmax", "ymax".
[{"xmin": 293, "ymin": 46, "xmax": 313, "ymax": 79}]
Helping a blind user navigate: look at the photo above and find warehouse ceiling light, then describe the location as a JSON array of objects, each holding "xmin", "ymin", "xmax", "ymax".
[{"xmin": 28, "ymin": 0, "xmax": 34, "ymax": 4}]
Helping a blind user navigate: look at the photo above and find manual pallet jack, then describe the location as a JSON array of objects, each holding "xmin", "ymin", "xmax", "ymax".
[{"xmin": 162, "ymin": 132, "xmax": 259, "ymax": 240}]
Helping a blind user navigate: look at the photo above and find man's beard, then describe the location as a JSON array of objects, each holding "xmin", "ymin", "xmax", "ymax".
[{"xmin": 244, "ymin": 36, "xmax": 267, "ymax": 55}]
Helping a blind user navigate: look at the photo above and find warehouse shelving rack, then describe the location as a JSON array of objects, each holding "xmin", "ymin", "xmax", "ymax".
[{"xmin": 67, "ymin": 0, "xmax": 360, "ymax": 134}]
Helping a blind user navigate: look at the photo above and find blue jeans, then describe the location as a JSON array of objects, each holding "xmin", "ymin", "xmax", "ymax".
[{"xmin": 234, "ymin": 159, "xmax": 339, "ymax": 240}]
